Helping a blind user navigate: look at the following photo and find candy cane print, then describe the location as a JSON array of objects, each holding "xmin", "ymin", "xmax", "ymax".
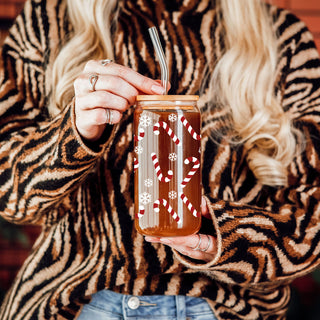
[
  {"xmin": 136, "ymin": 205, "xmax": 145, "ymax": 219},
  {"xmin": 181, "ymin": 157, "xmax": 200, "ymax": 188},
  {"xmin": 180, "ymin": 115, "xmax": 201, "ymax": 140},
  {"xmin": 151, "ymin": 152, "xmax": 173, "ymax": 182},
  {"xmin": 180, "ymin": 193, "xmax": 200, "ymax": 218},
  {"xmin": 134, "ymin": 128, "xmax": 145, "ymax": 142},
  {"xmin": 153, "ymin": 199, "xmax": 180, "ymax": 222},
  {"xmin": 133, "ymin": 158, "xmax": 139, "ymax": 171},
  {"xmin": 153, "ymin": 121, "xmax": 181, "ymax": 146}
]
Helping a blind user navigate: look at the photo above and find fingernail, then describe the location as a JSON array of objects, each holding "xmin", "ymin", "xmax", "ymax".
[{"xmin": 151, "ymin": 84, "xmax": 165, "ymax": 95}]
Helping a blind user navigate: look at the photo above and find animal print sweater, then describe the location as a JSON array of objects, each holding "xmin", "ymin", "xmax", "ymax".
[{"xmin": 0, "ymin": 0, "xmax": 320, "ymax": 319}]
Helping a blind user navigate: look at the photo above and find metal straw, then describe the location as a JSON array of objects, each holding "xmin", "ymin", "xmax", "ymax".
[{"xmin": 148, "ymin": 26, "xmax": 169, "ymax": 94}]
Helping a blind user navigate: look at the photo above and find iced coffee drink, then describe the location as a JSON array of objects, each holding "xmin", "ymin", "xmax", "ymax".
[{"xmin": 134, "ymin": 95, "xmax": 202, "ymax": 237}]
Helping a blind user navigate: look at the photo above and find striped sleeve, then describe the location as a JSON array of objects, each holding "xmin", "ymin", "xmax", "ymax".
[
  {"xmin": 0, "ymin": 0, "xmax": 109, "ymax": 225},
  {"xmin": 174, "ymin": 11, "xmax": 320, "ymax": 289}
]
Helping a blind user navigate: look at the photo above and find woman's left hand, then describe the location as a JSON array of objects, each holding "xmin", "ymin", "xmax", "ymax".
[{"xmin": 145, "ymin": 197, "xmax": 217, "ymax": 262}]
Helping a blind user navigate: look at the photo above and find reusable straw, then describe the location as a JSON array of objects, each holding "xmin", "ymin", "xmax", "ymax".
[{"xmin": 148, "ymin": 26, "xmax": 169, "ymax": 94}]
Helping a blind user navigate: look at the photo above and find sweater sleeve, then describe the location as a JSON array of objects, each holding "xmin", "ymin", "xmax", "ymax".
[
  {"xmin": 174, "ymin": 13, "xmax": 320, "ymax": 289},
  {"xmin": 0, "ymin": 0, "xmax": 115, "ymax": 225}
]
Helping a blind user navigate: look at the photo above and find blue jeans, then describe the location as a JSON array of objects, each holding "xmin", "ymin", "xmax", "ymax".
[{"xmin": 77, "ymin": 290, "xmax": 217, "ymax": 320}]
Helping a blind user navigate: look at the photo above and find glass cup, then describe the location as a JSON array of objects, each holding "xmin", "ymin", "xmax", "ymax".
[{"xmin": 133, "ymin": 95, "xmax": 202, "ymax": 237}]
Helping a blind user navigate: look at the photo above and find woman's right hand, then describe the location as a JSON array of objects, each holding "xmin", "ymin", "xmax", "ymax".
[{"xmin": 74, "ymin": 60, "xmax": 165, "ymax": 142}]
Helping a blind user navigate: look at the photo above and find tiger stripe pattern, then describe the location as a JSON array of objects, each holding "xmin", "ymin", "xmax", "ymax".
[{"xmin": 0, "ymin": 0, "xmax": 320, "ymax": 319}]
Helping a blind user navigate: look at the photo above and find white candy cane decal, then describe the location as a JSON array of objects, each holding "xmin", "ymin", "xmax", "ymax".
[
  {"xmin": 180, "ymin": 116, "xmax": 201, "ymax": 140},
  {"xmin": 153, "ymin": 121, "xmax": 181, "ymax": 146},
  {"xmin": 136, "ymin": 205, "xmax": 145, "ymax": 219},
  {"xmin": 181, "ymin": 157, "xmax": 200, "ymax": 188},
  {"xmin": 134, "ymin": 128, "xmax": 145, "ymax": 142},
  {"xmin": 180, "ymin": 193, "xmax": 200, "ymax": 218},
  {"xmin": 151, "ymin": 153, "xmax": 173, "ymax": 182},
  {"xmin": 154, "ymin": 199, "xmax": 180, "ymax": 222},
  {"xmin": 134, "ymin": 158, "xmax": 139, "ymax": 171}
]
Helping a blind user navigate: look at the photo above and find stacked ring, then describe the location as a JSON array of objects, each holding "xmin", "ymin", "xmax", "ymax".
[
  {"xmin": 191, "ymin": 234, "xmax": 211, "ymax": 252},
  {"xmin": 105, "ymin": 109, "xmax": 114, "ymax": 125},
  {"xmin": 192, "ymin": 234, "xmax": 202, "ymax": 251}
]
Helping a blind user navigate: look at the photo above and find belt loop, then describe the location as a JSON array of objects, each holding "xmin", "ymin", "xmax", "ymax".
[
  {"xmin": 176, "ymin": 295, "xmax": 186, "ymax": 320},
  {"xmin": 122, "ymin": 295, "xmax": 127, "ymax": 320}
]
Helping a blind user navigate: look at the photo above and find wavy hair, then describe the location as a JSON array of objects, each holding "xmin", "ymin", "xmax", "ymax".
[
  {"xmin": 50, "ymin": 0, "xmax": 300, "ymax": 187},
  {"xmin": 208, "ymin": 0, "xmax": 301, "ymax": 186},
  {"xmin": 50, "ymin": 0, "xmax": 119, "ymax": 112}
]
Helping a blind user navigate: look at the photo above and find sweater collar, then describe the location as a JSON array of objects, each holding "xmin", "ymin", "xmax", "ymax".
[{"xmin": 122, "ymin": 0, "xmax": 212, "ymax": 13}]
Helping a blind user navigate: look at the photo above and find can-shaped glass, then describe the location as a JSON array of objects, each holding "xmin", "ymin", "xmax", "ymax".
[{"xmin": 134, "ymin": 95, "xmax": 202, "ymax": 237}]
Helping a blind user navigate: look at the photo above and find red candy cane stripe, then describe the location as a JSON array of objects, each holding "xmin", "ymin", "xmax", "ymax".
[
  {"xmin": 153, "ymin": 121, "xmax": 181, "ymax": 146},
  {"xmin": 153, "ymin": 199, "xmax": 180, "ymax": 222},
  {"xmin": 181, "ymin": 157, "xmax": 200, "ymax": 188},
  {"xmin": 134, "ymin": 158, "xmax": 139, "ymax": 171},
  {"xmin": 180, "ymin": 193, "xmax": 200, "ymax": 218},
  {"xmin": 180, "ymin": 116, "xmax": 201, "ymax": 140},
  {"xmin": 151, "ymin": 153, "xmax": 173, "ymax": 182},
  {"xmin": 134, "ymin": 128, "xmax": 145, "ymax": 142},
  {"xmin": 136, "ymin": 205, "xmax": 145, "ymax": 219}
]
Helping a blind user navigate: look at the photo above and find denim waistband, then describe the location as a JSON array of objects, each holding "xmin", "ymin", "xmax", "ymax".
[{"xmin": 78, "ymin": 289, "xmax": 217, "ymax": 320}]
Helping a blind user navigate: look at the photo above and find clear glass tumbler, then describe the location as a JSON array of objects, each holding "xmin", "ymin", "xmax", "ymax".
[{"xmin": 134, "ymin": 95, "xmax": 202, "ymax": 237}]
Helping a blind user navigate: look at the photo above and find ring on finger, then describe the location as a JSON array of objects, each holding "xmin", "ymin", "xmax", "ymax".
[
  {"xmin": 89, "ymin": 74, "xmax": 98, "ymax": 91},
  {"xmin": 105, "ymin": 109, "xmax": 110, "ymax": 124},
  {"xmin": 191, "ymin": 234, "xmax": 202, "ymax": 251},
  {"xmin": 200, "ymin": 235, "xmax": 211, "ymax": 252},
  {"xmin": 105, "ymin": 109, "xmax": 113, "ymax": 125},
  {"xmin": 101, "ymin": 59, "xmax": 113, "ymax": 66},
  {"xmin": 109, "ymin": 109, "xmax": 114, "ymax": 124}
]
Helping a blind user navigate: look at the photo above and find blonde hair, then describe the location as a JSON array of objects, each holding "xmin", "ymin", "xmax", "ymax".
[
  {"xmin": 208, "ymin": 0, "xmax": 300, "ymax": 186},
  {"xmin": 50, "ymin": 0, "xmax": 119, "ymax": 111},
  {"xmin": 51, "ymin": 0, "xmax": 300, "ymax": 187}
]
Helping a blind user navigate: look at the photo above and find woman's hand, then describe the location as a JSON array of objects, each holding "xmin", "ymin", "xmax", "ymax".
[
  {"xmin": 145, "ymin": 197, "xmax": 217, "ymax": 262},
  {"xmin": 74, "ymin": 59, "xmax": 165, "ymax": 141}
]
